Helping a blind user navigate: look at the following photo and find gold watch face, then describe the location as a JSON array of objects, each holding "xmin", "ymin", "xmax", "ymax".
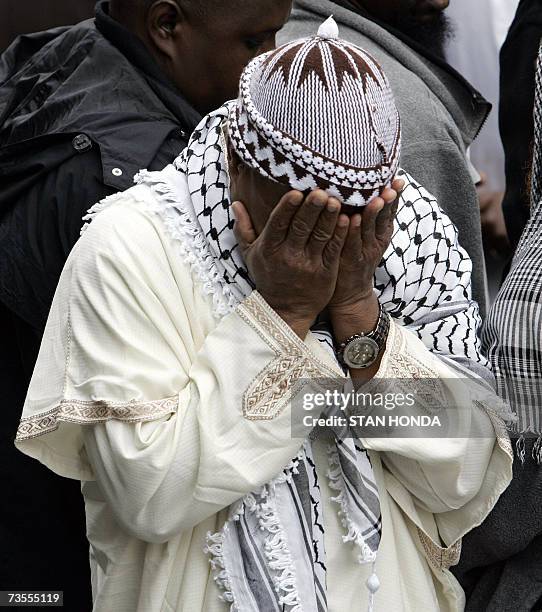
[{"xmin": 344, "ymin": 337, "xmax": 380, "ymax": 369}]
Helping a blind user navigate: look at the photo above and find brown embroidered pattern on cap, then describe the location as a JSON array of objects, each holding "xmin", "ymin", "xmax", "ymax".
[{"xmin": 229, "ymin": 19, "xmax": 401, "ymax": 207}]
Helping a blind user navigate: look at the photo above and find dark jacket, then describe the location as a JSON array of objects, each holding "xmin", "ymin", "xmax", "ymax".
[
  {"xmin": 0, "ymin": 2, "xmax": 199, "ymax": 330},
  {"xmin": 500, "ymin": 0, "xmax": 542, "ymax": 249},
  {"xmin": 0, "ymin": 3, "xmax": 200, "ymax": 607}
]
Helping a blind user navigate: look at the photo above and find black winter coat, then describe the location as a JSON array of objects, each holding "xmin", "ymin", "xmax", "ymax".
[{"xmin": 0, "ymin": 3, "xmax": 200, "ymax": 608}]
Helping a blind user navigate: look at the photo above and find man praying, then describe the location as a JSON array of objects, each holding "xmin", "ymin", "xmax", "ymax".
[{"xmin": 15, "ymin": 18, "xmax": 512, "ymax": 612}]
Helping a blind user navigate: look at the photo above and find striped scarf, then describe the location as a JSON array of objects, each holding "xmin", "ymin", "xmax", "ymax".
[{"xmin": 175, "ymin": 106, "xmax": 382, "ymax": 611}]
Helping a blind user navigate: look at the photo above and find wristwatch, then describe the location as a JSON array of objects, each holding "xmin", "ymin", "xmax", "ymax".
[{"xmin": 337, "ymin": 304, "xmax": 390, "ymax": 369}]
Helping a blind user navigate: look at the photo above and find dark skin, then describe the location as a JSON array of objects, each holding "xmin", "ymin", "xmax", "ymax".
[
  {"xmin": 110, "ymin": 0, "xmax": 292, "ymax": 114},
  {"xmin": 477, "ymin": 172, "xmax": 511, "ymax": 258},
  {"xmin": 353, "ymin": 0, "xmax": 449, "ymax": 25},
  {"xmin": 228, "ymin": 142, "xmax": 404, "ymax": 383}
]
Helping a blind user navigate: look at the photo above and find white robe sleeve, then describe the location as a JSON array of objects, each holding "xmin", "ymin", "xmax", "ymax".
[
  {"xmin": 363, "ymin": 172, "xmax": 514, "ymax": 553},
  {"xmin": 359, "ymin": 320, "xmax": 513, "ymax": 552},
  {"xmin": 15, "ymin": 203, "xmax": 343, "ymax": 543}
]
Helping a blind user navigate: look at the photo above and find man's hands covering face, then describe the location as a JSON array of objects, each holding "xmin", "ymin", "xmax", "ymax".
[
  {"xmin": 233, "ymin": 189, "xmax": 347, "ymax": 338},
  {"xmin": 233, "ymin": 180, "xmax": 404, "ymax": 341},
  {"xmin": 330, "ymin": 178, "xmax": 404, "ymax": 312}
]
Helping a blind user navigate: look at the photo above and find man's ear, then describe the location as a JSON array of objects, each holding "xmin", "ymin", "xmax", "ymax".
[{"xmin": 146, "ymin": 0, "xmax": 183, "ymax": 58}]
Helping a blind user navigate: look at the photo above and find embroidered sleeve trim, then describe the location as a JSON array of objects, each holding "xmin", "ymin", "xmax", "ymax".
[
  {"xmin": 381, "ymin": 321, "xmax": 442, "ymax": 380},
  {"xmin": 417, "ymin": 527, "xmax": 462, "ymax": 570},
  {"xmin": 237, "ymin": 292, "xmax": 343, "ymax": 420},
  {"xmin": 381, "ymin": 325, "xmax": 513, "ymax": 456},
  {"xmin": 16, "ymin": 396, "xmax": 178, "ymax": 441}
]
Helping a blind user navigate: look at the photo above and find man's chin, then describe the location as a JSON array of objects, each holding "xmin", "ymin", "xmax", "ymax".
[
  {"xmin": 393, "ymin": 12, "xmax": 454, "ymax": 58},
  {"xmin": 414, "ymin": 11, "xmax": 444, "ymax": 25}
]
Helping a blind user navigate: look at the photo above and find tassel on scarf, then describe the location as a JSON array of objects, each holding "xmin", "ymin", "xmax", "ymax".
[
  {"xmin": 532, "ymin": 434, "xmax": 542, "ymax": 465},
  {"xmin": 366, "ymin": 561, "xmax": 380, "ymax": 612},
  {"xmin": 516, "ymin": 436, "xmax": 526, "ymax": 465}
]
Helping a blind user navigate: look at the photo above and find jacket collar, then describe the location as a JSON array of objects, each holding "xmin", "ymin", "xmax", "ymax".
[
  {"xmin": 94, "ymin": 0, "xmax": 200, "ymax": 136},
  {"xmin": 300, "ymin": 0, "xmax": 490, "ymax": 146},
  {"xmin": 0, "ymin": 11, "xmax": 202, "ymax": 192}
]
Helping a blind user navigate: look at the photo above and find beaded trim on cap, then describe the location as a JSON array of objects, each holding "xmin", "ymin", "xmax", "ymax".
[{"xmin": 229, "ymin": 16, "xmax": 401, "ymax": 207}]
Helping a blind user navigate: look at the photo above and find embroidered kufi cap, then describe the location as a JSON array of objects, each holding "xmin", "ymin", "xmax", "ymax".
[{"xmin": 229, "ymin": 16, "xmax": 402, "ymax": 207}]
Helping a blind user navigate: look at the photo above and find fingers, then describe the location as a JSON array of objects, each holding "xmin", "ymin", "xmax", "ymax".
[
  {"xmin": 375, "ymin": 199, "xmax": 397, "ymax": 238},
  {"xmin": 342, "ymin": 212, "xmax": 363, "ymax": 263},
  {"xmin": 262, "ymin": 190, "xmax": 304, "ymax": 247},
  {"xmin": 307, "ymin": 197, "xmax": 341, "ymax": 257},
  {"xmin": 286, "ymin": 190, "xmax": 329, "ymax": 250},
  {"xmin": 380, "ymin": 187, "xmax": 397, "ymax": 204},
  {"xmin": 391, "ymin": 178, "xmax": 405, "ymax": 195},
  {"xmin": 232, "ymin": 201, "xmax": 257, "ymax": 251},
  {"xmin": 361, "ymin": 197, "xmax": 385, "ymax": 243},
  {"xmin": 390, "ymin": 179, "xmax": 404, "ymax": 216},
  {"xmin": 369, "ymin": 183, "xmax": 402, "ymax": 240},
  {"xmin": 322, "ymin": 214, "xmax": 349, "ymax": 269}
]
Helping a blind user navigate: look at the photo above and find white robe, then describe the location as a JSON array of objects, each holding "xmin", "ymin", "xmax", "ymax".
[{"xmin": 15, "ymin": 183, "xmax": 512, "ymax": 612}]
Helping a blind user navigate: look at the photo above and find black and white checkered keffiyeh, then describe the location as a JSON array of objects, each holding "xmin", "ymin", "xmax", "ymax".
[
  {"xmin": 483, "ymin": 42, "xmax": 542, "ymax": 464},
  {"xmin": 128, "ymin": 103, "xmax": 492, "ymax": 611}
]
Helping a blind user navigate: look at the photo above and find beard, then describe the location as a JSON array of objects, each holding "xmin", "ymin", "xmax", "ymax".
[{"xmin": 391, "ymin": 12, "xmax": 454, "ymax": 59}]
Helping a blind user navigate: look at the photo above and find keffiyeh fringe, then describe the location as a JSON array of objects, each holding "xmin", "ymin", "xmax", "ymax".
[
  {"xmin": 82, "ymin": 163, "xmax": 242, "ymax": 319},
  {"xmin": 327, "ymin": 445, "xmax": 377, "ymax": 564},
  {"xmin": 515, "ymin": 434, "xmax": 542, "ymax": 466},
  {"xmin": 133, "ymin": 169, "xmax": 240, "ymax": 318},
  {"xmin": 205, "ymin": 451, "xmax": 306, "ymax": 612},
  {"xmin": 204, "ymin": 530, "xmax": 238, "ymax": 610}
]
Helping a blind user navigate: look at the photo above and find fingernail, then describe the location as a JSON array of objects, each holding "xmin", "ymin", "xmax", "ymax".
[
  {"xmin": 327, "ymin": 201, "xmax": 339, "ymax": 212},
  {"xmin": 353, "ymin": 215, "xmax": 362, "ymax": 227},
  {"xmin": 307, "ymin": 189, "xmax": 326, "ymax": 207},
  {"xmin": 338, "ymin": 215, "xmax": 349, "ymax": 227},
  {"xmin": 289, "ymin": 192, "xmax": 303, "ymax": 206}
]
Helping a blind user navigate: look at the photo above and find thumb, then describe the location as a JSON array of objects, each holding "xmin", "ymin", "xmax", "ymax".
[{"xmin": 232, "ymin": 201, "xmax": 257, "ymax": 251}]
